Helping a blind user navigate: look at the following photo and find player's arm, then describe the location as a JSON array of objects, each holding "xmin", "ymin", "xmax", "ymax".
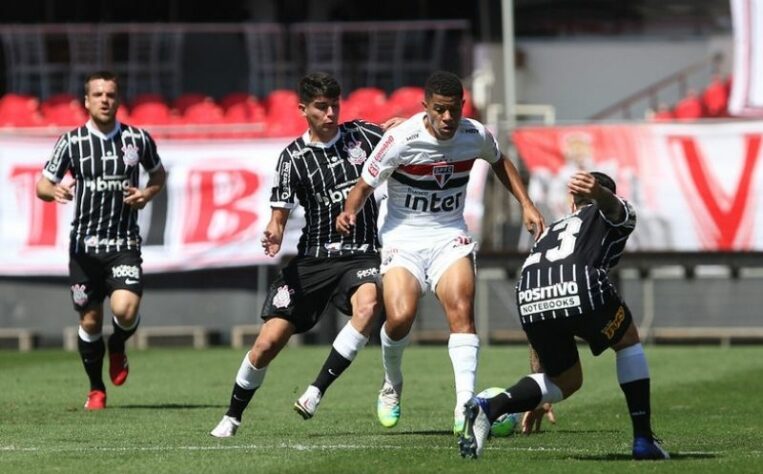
[
  {"xmin": 568, "ymin": 171, "xmax": 625, "ymax": 222},
  {"xmin": 36, "ymin": 175, "xmax": 74, "ymax": 204},
  {"xmin": 337, "ymin": 178, "xmax": 375, "ymax": 235},
  {"xmin": 491, "ymin": 154, "xmax": 546, "ymax": 240},
  {"xmin": 124, "ymin": 165, "xmax": 166, "ymax": 210},
  {"xmin": 261, "ymin": 207, "xmax": 290, "ymax": 257}
]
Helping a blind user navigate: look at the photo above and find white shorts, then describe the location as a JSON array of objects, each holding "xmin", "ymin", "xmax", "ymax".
[{"xmin": 380, "ymin": 228, "xmax": 477, "ymax": 295}]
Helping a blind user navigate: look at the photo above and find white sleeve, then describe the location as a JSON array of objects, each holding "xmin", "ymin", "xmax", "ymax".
[
  {"xmin": 479, "ymin": 127, "xmax": 502, "ymax": 164},
  {"xmin": 361, "ymin": 132, "xmax": 404, "ymax": 188}
]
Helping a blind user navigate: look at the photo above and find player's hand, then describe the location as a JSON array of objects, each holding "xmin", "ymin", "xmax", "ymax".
[
  {"xmin": 521, "ymin": 403, "xmax": 556, "ymax": 434},
  {"xmin": 380, "ymin": 117, "xmax": 406, "ymax": 131},
  {"xmin": 123, "ymin": 187, "xmax": 149, "ymax": 209},
  {"xmin": 54, "ymin": 181, "xmax": 75, "ymax": 203},
  {"xmin": 260, "ymin": 230, "xmax": 282, "ymax": 257},
  {"xmin": 336, "ymin": 211, "xmax": 356, "ymax": 236},
  {"xmin": 522, "ymin": 202, "xmax": 546, "ymax": 241},
  {"xmin": 568, "ymin": 171, "xmax": 598, "ymax": 199}
]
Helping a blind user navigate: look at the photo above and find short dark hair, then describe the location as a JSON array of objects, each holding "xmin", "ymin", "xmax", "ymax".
[
  {"xmin": 573, "ymin": 171, "xmax": 617, "ymax": 206},
  {"xmin": 298, "ymin": 72, "xmax": 341, "ymax": 104},
  {"xmin": 424, "ymin": 71, "xmax": 463, "ymax": 100},
  {"xmin": 84, "ymin": 70, "xmax": 119, "ymax": 95}
]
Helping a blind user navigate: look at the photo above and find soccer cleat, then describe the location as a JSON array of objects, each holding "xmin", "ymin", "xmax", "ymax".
[
  {"xmin": 632, "ymin": 435, "xmax": 670, "ymax": 460},
  {"xmin": 458, "ymin": 397, "xmax": 491, "ymax": 459},
  {"xmin": 210, "ymin": 415, "xmax": 240, "ymax": 438},
  {"xmin": 376, "ymin": 380, "xmax": 402, "ymax": 428},
  {"xmin": 84, "ymin": 389, "xmax": 107, "ymax": 410},
  {"xmin": 109, "ymin": 353, "xmax": 129, "ymax": 386},
  {"xmin": 294, "ymin": 385, "xmax": 322, "ymax": 420},
  {"xmin": 453, "ymin": 406, "xmax": 465, "ymax": 435}
]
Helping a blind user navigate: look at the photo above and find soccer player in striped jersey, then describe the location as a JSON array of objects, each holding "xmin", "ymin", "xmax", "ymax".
[
  {"xmin": 337, "ymin": 71, "xmax": 545, "ymax": 433},
  {"xmin": 36, "ymin": 71, "xmax": 166, "ymax": 410},
  {"xmin": 458, "ymin": 171, "xmax": 669, "ymax": 460},
  {"xmin": 211, "ymin": 72, "xmax": 401, "ymax": 438}
]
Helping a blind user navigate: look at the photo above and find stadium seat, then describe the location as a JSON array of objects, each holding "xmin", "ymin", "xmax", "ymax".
[
  {"xmin": 462, "ymin": 89, "xmax": 476, "ymax": 119},
  {"xmin": 649, "ymin": 107, "xmax": 674, "ymax": 122},
  {"xmin": 130, "ymin": 101, "xmax": 172, "ymax": 125},
  {"xmin": 702, "ymin": 77, "xmax": 729, "ymax": 118},
  {"xmin": 220, "ymin": 92, "xmax": 266, "ymax": 124},
  {"xmin": 182, "ymin": 100, "xmax": 224, "ymax": 125},
  {"xmin": 41, "ymin": 93, "xmax": 88, "ymax": 126},
  {"xmin": 130, "ymin": 93, "xmax": 167, "ymax": 109},
  {"xmin": 173, "ymin": 93, "xmax": 209, "ymax": 114},
  {"xmin": 263, "ymin": 89, "xmax": 303, "ymax": 137},
  {"xmin": 673, "ymin": 92, "xmax": 703, "ymax": 120},
  {"xmin": 0, "ymin": 93, "xmax": 43, "ymax": 127},
  {"xmin": 345, "ymin": 87, "xmax": 388, "ymax": 123},
  {"xmin": 387, "ymin": 86, "xmax": 425, "ymax": 119}
]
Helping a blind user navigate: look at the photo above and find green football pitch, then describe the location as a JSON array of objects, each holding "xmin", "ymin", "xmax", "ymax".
[{"xmin": 1, "ymin": 345, "xmax": 761, "ymax": 473}]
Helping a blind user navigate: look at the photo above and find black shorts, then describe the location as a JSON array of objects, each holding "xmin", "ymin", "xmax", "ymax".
[
  {"xmin": 261, "ymin": 253, "xmax": 380, "ymax": 334},
  {"xmin": 522, "ymin": 297, "xmax": 633, "ymax": 377},
  {"xmin": 69, "ymin": 249, "xmax": 144, "ymax": 312}
]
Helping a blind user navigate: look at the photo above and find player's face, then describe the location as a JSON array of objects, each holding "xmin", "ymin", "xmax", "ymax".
[
  {"xmin": 301, "ymin": 95, "xmax": 340, "ymax": 142},
  {"xmin": 423, "ymin": 93, "xmax": 463, "ymax": 140},
  {"xmin": 84, "ymin": 79, "xmax": 119, "ymax": 127}
]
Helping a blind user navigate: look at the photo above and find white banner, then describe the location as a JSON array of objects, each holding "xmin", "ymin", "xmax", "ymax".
[
  {"xmin": 0, "ymin": 135, "xmax": 488, "ymax": 276},
  {"xmin": 513, "ymin": 121, "xmax": 763, "ymax": 251},
  {"xmin": 730, "ymin": 0, "xmax": 763, "ymax": 117}
]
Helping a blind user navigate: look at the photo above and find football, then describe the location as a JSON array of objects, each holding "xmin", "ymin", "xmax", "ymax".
[{"xmin": 476, "ymin": 387, "xmax": 519, "ymax": 437}]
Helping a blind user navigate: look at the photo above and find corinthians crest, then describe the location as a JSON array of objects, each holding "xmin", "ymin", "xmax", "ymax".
[
  {"xmin": 344, "ymin": 139, "xmax": 367, "ymax": 165},
  {"xmin": 121, "ymin": 144, "xmax": 140, "ymax": 167},
  {"xmin": 272, "ymin": 284, "xmax": 293, "ymax": 309}
]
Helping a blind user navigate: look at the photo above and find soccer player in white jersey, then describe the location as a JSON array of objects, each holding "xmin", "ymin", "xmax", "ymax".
[{"xmin": 337, "ymin": 71, "xmax": 545, "ymax": 433}]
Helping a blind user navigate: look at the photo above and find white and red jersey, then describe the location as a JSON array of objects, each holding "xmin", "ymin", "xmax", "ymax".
[{"xmin": 361, "ymin": 113, "xmax": 501, "ymax": 239}]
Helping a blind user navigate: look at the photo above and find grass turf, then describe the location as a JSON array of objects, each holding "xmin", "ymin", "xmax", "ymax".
[{"xmin": 1, "ymin": 345, "xmax": 762, "ymax": 473}]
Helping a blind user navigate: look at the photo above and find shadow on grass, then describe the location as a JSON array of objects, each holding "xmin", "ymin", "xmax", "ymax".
[
  {"xmin": 113, "ymin": 403, "xmax": 227, "ymax": 409},
  {"xmin": 572, "ymin": 452, "xmax": 717, "ymax": 461}
]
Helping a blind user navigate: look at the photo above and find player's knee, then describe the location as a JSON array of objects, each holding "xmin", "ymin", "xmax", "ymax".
[
  {"xmin": 79, "ymin": 317, "xmax": 101, "ymax": 334},
  {"xmin": 352, "ymin": 300, "xmax": 379, "ymax": 327},
  {"xmin": 443, "ymin": 299, "xmax": 474, "ymax": 332},
  {"xmin": 251, "ymin": 336, "xmax": 284, "ymax": 362}
]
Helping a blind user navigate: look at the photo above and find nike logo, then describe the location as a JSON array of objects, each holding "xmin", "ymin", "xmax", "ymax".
[
  {"xmin": 232, "ymin": 394, "xmax": 246, "ymax": 401},
  {"xmin": 125, "ymin": 279, "xmax": 140, "ymax": 285},
  {"xmin": 328, "ymin": 368, "xmax": 338, "ymax": 376}
]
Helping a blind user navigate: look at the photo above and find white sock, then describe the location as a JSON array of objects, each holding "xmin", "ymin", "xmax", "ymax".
[
  {"xmin": 380, "ymin": 323, "xmax": 409, "ymax": 386},
  {"xmin": 616, "ymin": 343, "xmax": 650, "ymax": 384},
  {"xmin": 78, "ymin": 325, "xmax": 102, "ymax": 342},
  {"xmin": 448, "ymin": 333, "xmax": 480, "ymax": 410},
  {"xmin": 235, "ymin": 351, "xmax": 267, "ymax": 390},
  {"xmin": 528, "ymin": 372, "xmax": 564, "ymax": 405},
  {"xmin": 332, "ymin": 321, "xmax": 369, "ymax": 361}
]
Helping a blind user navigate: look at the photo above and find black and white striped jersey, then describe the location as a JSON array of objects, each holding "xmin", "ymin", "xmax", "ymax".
[
  {"xmin": 515, "ymin": 198, "xmax": 636, "ymax": 325},
  {"xmin": 42, "ymin": 121, "xmax": 162, "ymax": 254},
  {"xmin": 270, "ymin": 119, "xmax": 384, "ymax": 257}
]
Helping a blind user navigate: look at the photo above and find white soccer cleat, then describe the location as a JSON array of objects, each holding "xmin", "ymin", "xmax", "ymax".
[
  {"xmin": 294, "ymin": 385, "xmax": 322, "ymax": 420},
  {"xmin": 377, "ymin": 380, "xmax": 403, "ymax": 428},
  {"xmin": 453, "ymin": 407, "xmax": 466, "ymax": 435},
  {"xmin": 210, "ymin": 415, "xmax": 240, "ymax": 438},
  {"xmin": 458, "ymin": 397, "xmax": 491, "ymax": 459}
]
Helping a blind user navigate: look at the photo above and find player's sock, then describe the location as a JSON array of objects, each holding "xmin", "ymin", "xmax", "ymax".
[
  {"xmin": 486, "ymin": 373, "xmax": 563, "ymax": 421},
  {"xmin": 313, "ymin": 322, "xmax": 368, "ymax": 393},
  {"xmin": 616, "ymin": 343, "xmax": 652, "ymax": 438},
  {"xmin": 107, "ymin": 314, "xmax": 140, "ymax": 354},
  {"xmin": 380, "ymin": 323, "xmax": 409, "ymax": 386},
  {"xmin": 448, "ymin": 333, "xmax": 479, "ymax": 409},
  {"xmin": 77, "ymin": 326, "xmax": 106, "ymax": 391},
  {"xmin": 225, "ymin": 351, "xmax": 267, "ymax": 421}
]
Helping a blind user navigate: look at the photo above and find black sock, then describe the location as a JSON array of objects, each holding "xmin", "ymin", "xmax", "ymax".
[
  {"xmin": 312, "ymin": 348, "xmax": 352, "ymax": 394},
  {"xmin": 620, "ymin": 378, "xmax": 652, "ymax": 438},
  {"xmin": 225, "ymin": 383, "xmax": 257, "ymax": 421},
  {"xmin": 108, "ymin": 317, "xmax": 139, "ymax": 354},
  {"xmin": 78, "ymin": 336, "xmax": 106, "ymax": 391},
  {"xmin": 485, "ymin": 376, "xmax": 543, "ymax": 422}
]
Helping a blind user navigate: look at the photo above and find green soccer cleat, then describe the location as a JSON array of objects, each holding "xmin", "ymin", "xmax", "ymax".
[{"xmin": 376, "ymin": 380, "xmax": 402, "ymax": 428}]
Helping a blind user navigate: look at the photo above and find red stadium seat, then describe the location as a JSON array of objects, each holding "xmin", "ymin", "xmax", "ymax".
[
  {"xmin": 130, "ymin": 102, "xmax": 172, "ymax": 125},
  {"xmin": 116, "ymin": 106, "xmax": 131, "ymax": 124},
  {"xmin": 263, "ymin": 89, "xmax": 303, "ymax": 137},
  {"xmin": 41, "ymin": 93, "xmax": 88, "ymax": 126},
  {"xmin": 220, "ymin": 92, "xmax": 266, "ymax": 123},
  {"xmin": 673, "ymin": 92, "xmax": 703, "ymax": 120},
  {"xmin": 182, "ymin": 100, "xmax": 225, "ymax": 124},
  {"xmin": 387, "ymin": 86, "xmax": 424, "ymax": 119},
  {"xmin": 702, "ymin": 77, "xmax": 729, "ymax": 117},
  {"xmin": 649, "ymin": 107, "xmax": 674, "ymax": 122},
  {"xmin": 462, "ymin": 89, "xmax": 476, "ymax": 119},
  {"xmin": 130, "ymin": 93, "xmax": 167, "ymax": 109},
  {"xmin": 172, "ymin": 93, "xmax": 208, "ymax": 114},
  {"xmin": 0, "ymin": 93, "xmax": 43, "ymax": 127},
  {"xmin": 345, "ymin": 87, "xmax": 388, "ymax": 123}
]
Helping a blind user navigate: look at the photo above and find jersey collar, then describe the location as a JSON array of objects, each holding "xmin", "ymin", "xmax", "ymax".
[
  {"xmin": 86, "ymin": 120, "xmax": 122, "ymax": 140},
  {"xmin": 302, "ymin": 128, "xmax": 341, "ymax": 148}
]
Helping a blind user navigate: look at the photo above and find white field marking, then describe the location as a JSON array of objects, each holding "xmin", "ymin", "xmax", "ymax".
[{"xmin": 0, "ymin": 443, "xmax": 734, "ymax": 457}]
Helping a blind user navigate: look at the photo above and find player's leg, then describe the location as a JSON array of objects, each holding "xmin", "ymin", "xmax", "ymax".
[
  {"xmin": 211, "ymin": 317, "xmax": 295, "ymax": 438},
  {"xmin": 376, "ymin": 266, "xmax": 421, "ymax": 427},
  {"xmin": 611, "ymin": 318, "xmax": 669, "ymax": 460},
  {"xmin": 105, "ymin": 250, "xmax": 144, "ymax": 386},
  {"xmin": 70, "ymin": 253, "xmax": 108, "ymax": 409},
  {"xmin": 296, "ymin": 273, "xmax": 381, "ymax": 419}
]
